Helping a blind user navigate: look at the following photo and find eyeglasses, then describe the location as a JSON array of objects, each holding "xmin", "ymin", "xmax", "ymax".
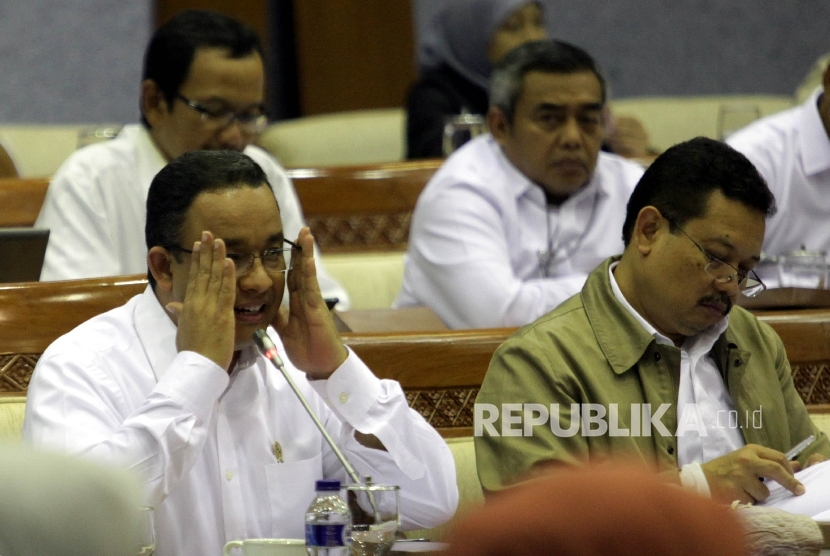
[
  {"xmin": 665, "ymin": 216, "xmax": 766, "ymax": 297},
  {"xmin": 166, "ymin": 238, "xmax": 301, "ymax": 277},
  {"xmin": 176, "ymin": 93, "xmax": 268, "ymax": 134}
]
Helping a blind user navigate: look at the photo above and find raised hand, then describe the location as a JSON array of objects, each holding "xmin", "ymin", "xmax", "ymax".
[
  {"xmin": 701, "ymin": 444, "xmax": 803, "ymax": 504},
  {"xmin": 166, "ymin": 231, "xmax": 237, "ymax": 371},
  {"xmin": 273, "ymin": 228, "xmax": 348, "ymax": 379}
]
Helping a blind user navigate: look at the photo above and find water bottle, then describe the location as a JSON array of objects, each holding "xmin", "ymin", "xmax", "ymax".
[{"xmin": 305, "ymin": 479, "xmax": 350, "ymax": 556}]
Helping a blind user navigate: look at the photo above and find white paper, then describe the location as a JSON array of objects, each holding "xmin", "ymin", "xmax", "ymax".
[{"xmin": 758, "ymin": 460, "xmax": 830, "ymax": 517}]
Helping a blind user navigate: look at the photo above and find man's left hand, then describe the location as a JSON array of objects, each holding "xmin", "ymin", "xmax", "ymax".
[{"xmin": 273, "ymin": 227, "xmax": 348, "ymax": 379}]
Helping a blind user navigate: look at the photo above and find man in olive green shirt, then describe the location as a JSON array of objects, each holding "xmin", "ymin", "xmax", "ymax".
[{"xmin": 476, "ymin": 137, "xmax": 830, "ymax": 504}]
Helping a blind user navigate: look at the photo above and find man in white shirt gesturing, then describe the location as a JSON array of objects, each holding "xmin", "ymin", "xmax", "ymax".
[
  {"xmin": 395, "ymin": 40, "xmax": 643, "ymax": 328},
  {"xmin": 23, "ymin": 151, "xmax": 458, "ymax": 556}
]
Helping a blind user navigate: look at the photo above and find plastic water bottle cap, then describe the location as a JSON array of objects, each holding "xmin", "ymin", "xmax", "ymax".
[{"xmin": 315, "ymin": 479, "xmax": 341, "ymax": 491}]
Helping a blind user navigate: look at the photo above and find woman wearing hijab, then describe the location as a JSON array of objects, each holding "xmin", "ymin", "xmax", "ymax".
[
  {"xmin": 406, "ymin": 0, "xmax": 544, "ymax": 159},
  {"xmin": 406, "ymin": 0, "xmax": 653, "ymax": 160}
]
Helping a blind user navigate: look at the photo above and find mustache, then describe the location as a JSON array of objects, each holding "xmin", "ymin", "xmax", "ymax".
[{"xmin": 698, "ymin": 293, "xmax": 733, "ymax": 315}]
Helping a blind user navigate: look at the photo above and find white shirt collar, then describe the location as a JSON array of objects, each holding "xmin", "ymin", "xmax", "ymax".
[
  {"xmin": 797, "ymin": 87, "xmax": 830, "ymax": 176},
  {"xmin": 607, "ymin": 261, "xmax": 728, "ymax": 350},
  {"xmin": 134, "ymin": 285, "xmax": 179, "ymax": 382}
]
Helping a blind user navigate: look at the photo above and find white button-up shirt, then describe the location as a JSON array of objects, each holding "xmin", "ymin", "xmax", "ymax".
[
  {"xmin": 22, "ymin": 288, "xmax": 457, "ymax": 556},
  {"xmin": 395, "ymin": 135, "xmax": 643, "ymax": 329},
  {"xmin": 35, "ymin": 124, "xmax": 350, "ymax": 308},
  {"xmin": 728, "ymin": 89, "xmax": 830, "ymax": 259}
]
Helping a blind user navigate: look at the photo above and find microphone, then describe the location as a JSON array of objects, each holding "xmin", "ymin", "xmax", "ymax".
[{"xmin": 253, "ymin": 329, "xmax": 362, "ymax": 485}]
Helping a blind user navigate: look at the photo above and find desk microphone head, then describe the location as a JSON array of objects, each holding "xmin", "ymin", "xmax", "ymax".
[{"xmin": 253, "ymin": 329, "xmax": 283, "ymax": 368}]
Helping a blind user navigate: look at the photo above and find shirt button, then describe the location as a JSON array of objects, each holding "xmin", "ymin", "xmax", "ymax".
[
  {"xmin": 734, "ymin": 359, "xmax": 743, "ymax": 367},
  {"xmin": 339, "ymin": 392, "xmax": 349, "ymax": 404},
  {"xmin": 225, "ymin": 471, "xmax": 234, "ymax": 481},
  {"xmin": 667, "ymin": 446, "xmax": 675, "ymax": 455},
  {"xmin": 654, "ymin": 352, "xmax": 661, "ymax": 361}
]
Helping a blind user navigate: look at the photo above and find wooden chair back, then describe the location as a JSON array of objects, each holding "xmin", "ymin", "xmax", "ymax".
[
  {"xmin": 1, "ymin": 273, "xmax": 829, "ymax": 434},
  {"xmin": 288, "ymin": 159, "xmax": 441, "ymax": 252},
  {"xmin": 0, "ymin": 275, "xmax": 146, "ymax": 392},
  {"xmin": 0, "ymin": 178, "xmax": 49, "ymax": 227},
  {"xmin": 0, "ymin": 143, "xmax": 19, "ymax": 179},
  {"xmin": 344, "ymin": 329, "xmax": 513, "ymax": 436}
]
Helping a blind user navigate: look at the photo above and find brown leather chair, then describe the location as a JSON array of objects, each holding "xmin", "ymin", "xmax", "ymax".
[
  {"xmin": 0, "ymin": 178, "xmax": 49, "ymax": 227},
  {"xmin": 0, "ymin": 142, "xmax": 19, "ymax": 179},
  {"xmin": 288, "ymin": 159, "xmax": 441, "ymax": 252},
  {"xmin": 0, "ymin": 275, "xmax": 146, "ymax": 392}
]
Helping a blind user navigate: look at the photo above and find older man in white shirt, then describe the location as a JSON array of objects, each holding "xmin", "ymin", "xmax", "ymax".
[
  {"xmin": 395, "ymin": 40, "xmax": 642, "ymax": 328},
  {"xmin": 728, "ymin": 59, "xmax": 830, "ymax": 266}
]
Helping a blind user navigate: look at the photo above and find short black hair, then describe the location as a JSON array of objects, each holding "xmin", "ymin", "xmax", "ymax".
[
  {"xmin": 145, "ymin": 150, "xmax": 273, "ymax": 288},
  {"xmin": 141, "ymin": 9, "xmax": 263, "ymax": 126},
  {"xmin": 489, "ymin": 39, "xmax": 606, "ymax": 125},
  {"xmin": 622, "ymin": 137, "xmax": 777, "ymax": 245}
]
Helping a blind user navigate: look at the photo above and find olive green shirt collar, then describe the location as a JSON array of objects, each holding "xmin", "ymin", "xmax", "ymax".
[{"xmin": 584, "ymin": 257, "xmax": 732, "ymax": 376}]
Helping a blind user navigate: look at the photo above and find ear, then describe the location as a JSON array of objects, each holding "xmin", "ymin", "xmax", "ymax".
[
  {"xmin": 631, "ymin": 206, "xmax": 665, "ymax": 256},
  {"xmin": 141, "ymin": 79, "xmax": 170, "ymax": 128},
  {"xmin": 147, "ymin": 246, "xmax": 175, "ymax": 292},
  {"xmin": 487, "ymin": 106, "xmax": 511, "ymax": 146}
]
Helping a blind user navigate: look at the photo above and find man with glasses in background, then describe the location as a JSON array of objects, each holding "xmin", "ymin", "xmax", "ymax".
[
  {"xmin": 23, "ymin": 151, "xmax": 457, "ymax": 556},
  {"xmin": 35, "ymin": 9, "xmax": 349, "ymax": 308},
  {"xmin": 476, "ymin": 137, "xmax": 830, "ymax": 504}
]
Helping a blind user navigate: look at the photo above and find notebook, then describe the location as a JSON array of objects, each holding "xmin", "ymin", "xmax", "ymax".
[{"xmin": 0, "ymin": 228, "xmax": 49, "ymax": 283}]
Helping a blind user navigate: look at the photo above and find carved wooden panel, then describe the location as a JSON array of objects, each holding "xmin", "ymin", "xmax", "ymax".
[
  {"xmin": 307, "ymin": 212, "xmax": 412, "ymax": 252},
  {"xmin": 4, "ymin": 358, "xmax": 830, "ymax": 422},
  {"xmin": 792, "ymin": 364, "xmax": 830, "ymax": 405},
  {"xmin": 0, "ymin": 354, "xmax": 38, "ymax": 392}
]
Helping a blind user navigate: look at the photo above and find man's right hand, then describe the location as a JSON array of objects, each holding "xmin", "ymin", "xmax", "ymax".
[
  {"xmin": 701, "ymin": 444, "xmax": 804, "ymax": 504},
  {"xmin": 166, "ymin": 231, "xmax": 237, "ymax": 372}
]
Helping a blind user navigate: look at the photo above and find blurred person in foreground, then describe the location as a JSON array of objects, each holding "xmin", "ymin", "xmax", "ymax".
[
  {"xmin": 0, "ymin": 443, "xmax": 142, "ymax": 556},
  {"xmin": 35, "ymin": 9, "xmax": 349, "ymax": 308},
  {"xmin": 475, "ymin": 137, "xmax": 830, "ymax": 503},
  {"xmin": 407, "ymin": 0, "xmax": 652, "ymax": 159},
  {"xmin": 396, "ymin": 40, "xmax": 643, "ymax": 328},
  {"xmin": 24, "ymin": 151, "xmax": 457, "ymax": 556},
  {"xmin": 446, "ymin": 465, "xmax": 748, "ymax": 556}
]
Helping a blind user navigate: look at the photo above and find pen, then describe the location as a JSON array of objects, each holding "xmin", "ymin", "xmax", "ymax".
[{"xmin": 785, "ymin": 434, "xmax": 816, "ymax": 460}]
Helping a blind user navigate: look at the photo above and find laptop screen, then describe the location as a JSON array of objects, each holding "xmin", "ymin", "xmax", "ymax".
[{"xmin": 0, "ymin": 228, "xmax": 49, "ymax": 283}]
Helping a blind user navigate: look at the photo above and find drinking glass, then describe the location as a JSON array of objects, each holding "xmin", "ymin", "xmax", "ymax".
[
  {"xmin": 442, "ymin": 113, "xmax": 487, "ymax": 156},
  {"xmin": 777, "ymin": 248, "xmax": 829, "ymax": 289},
  {"xmin": 717, "ymin": 105, "xmax": 760, "ymax": 140},
  {"xmin": 135, "ymin": 505, "xmax": 156, "ymax": 556},
  {"xmin": 344, "ymin": 482, "xmax": 400, "ymax": 556}
]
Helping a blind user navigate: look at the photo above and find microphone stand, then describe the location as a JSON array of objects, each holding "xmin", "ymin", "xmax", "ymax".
[{"xmin": 253, "ymin": 329, "xmax": 382, "ymax": 521}]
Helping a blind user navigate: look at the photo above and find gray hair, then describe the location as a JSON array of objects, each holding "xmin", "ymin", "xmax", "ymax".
[{"xmin": 489, "ymin": 39, "xmax": 607, "ymax": 125}]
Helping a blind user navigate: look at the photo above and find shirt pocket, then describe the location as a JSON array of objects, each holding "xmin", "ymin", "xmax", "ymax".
[{"xmin": 264, "ymin": 452, "xmax": 323, "ymax": 538}]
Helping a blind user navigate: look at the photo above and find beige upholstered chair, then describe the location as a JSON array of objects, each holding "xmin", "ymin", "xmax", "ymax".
[
  {"xmin": 256, "ymin": 109, "xmax": 405, "ymax": 167},
  {"xmin": 0, "ymin": 396, "xmax": 25, "ymax": 442},
  {"xmin": 609, "ymin": 95, "xmax": 794, "ymax": 152}
]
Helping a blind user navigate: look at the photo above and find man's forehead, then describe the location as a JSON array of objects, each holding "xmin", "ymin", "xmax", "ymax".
[{"xmin": 181, "ymin": 186, "xmax": 281, "ymax": 240}]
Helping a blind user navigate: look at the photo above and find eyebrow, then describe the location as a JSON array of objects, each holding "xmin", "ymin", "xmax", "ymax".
[
  {"xmin": 222, "ymin": 233, "xmax": 284, "ymax": 251},
  {"xmin": 535, "ymin": 102, "xmax": 603, "ymax": 112}
]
